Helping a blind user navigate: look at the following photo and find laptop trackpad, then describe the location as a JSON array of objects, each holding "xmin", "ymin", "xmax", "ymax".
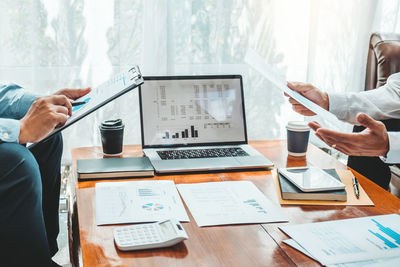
[
  {"xmin": 154, "ymin": 158, "xmax": 238, "ymax": 171},
  {"xmin": 198, "ymin": 158, "xmax": 237, "ymax": 169},
  {"xmin": 236, "ymin": 155, "xmax": 272, "ymax": 166}
]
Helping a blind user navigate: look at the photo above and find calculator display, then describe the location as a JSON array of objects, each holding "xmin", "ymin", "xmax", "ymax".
[{"xmin": 160, "ymin": 221, "xmax": 176, "ymax": 236}]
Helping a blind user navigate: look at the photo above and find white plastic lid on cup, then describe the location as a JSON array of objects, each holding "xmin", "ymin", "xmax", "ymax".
[{"xmin": 286, "ymin": 121, "xmax": 310, "ymax": 132}]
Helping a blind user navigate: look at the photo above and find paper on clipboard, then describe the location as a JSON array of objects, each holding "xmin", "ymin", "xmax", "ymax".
[{"xmin": 245, "ymin": 49, "xmax": 342, "ymax": 131}]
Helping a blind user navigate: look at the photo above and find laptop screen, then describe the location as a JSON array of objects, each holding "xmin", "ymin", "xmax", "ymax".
[{"xmin": 139, "ymin": 75, "xmax": 247, "ymax": 148}]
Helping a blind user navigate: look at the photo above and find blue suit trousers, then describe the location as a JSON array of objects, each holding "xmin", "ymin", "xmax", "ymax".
[{"xmin": 0, "ymin": 134, "xmax": 62, "ymax": 267}]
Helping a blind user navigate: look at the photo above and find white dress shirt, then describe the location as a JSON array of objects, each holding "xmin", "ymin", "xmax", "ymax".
[{"xmin": 328, "ymin": 72, "xmax": 400, "ymax": 164}]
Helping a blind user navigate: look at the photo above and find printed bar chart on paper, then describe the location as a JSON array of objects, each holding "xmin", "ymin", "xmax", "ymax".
[
  {"xmin": 95, "ymin": 180, "xmax": 189, "ymax": 225},
  {"xmin": 176, "ymin": 181, "xmax": 287, "ymax": 227},
  {"xmin": 283, "ymin": 239, "xmax": 400, "ymax": 267},
  {"xmin": 369, "ymin": 218, "xmax": 400, "ymax": 249},
  {"xmin": 280, "ymin": 214, "xmax": 400, "ymax": 265}
]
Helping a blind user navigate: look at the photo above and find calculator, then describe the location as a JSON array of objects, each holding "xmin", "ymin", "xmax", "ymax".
[{"xmin": 113, "ymin": 219, "xmax": 188, "ymax": 251}]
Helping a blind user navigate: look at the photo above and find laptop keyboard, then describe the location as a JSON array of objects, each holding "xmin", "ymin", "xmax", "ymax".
[{"xmin": 157, "ymin": 147, "xmax": 249, "ymax": 160}]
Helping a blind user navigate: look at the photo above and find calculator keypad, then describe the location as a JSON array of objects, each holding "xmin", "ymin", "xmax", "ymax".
[
  {"xmin": 114, "ymin": 219, "xmax": 188, "ymax": 251},
  {"xmin": 115, "ymin": 224, "xmax": 162, "ymax": 248}
]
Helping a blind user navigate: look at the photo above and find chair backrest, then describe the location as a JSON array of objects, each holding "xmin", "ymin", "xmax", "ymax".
[
  {"xmin": 348, "ymin": 32, "xmax": 400, "ymax": 190},
  {"xmin": 365, "ymin": 33, "xmax": 400, "ymax": 90}
]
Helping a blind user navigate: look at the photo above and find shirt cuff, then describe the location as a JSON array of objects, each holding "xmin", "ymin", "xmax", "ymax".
[
  {"xmin": 0, "ymin": 118, "xmax": 20, "ymax": 143},
  {"xmin": 380, "ymin": 132, "xmax": 400, "ymax": 164},
  {"xmin": 328, "ymin": 93, "xmax": 349, "ymax": 121}
]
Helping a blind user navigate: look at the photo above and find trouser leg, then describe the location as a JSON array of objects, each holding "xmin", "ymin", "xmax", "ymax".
[
  {"xmin": 0, "ymin": 142, "xmax": 52, "ymax": 266},
  {"xmin": 29, "ymin": 133, "xmax": 63, "ymax": 257}
]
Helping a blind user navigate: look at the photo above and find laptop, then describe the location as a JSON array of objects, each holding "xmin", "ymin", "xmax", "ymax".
[{"xmin": 139, "ymin": 75, "xmax": 274, "ymax": 173}]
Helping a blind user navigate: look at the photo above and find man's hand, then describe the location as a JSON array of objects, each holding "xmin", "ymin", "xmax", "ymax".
[
  {"xmin": 19, "ymin": 95, "xmax": 72, "ymax": 144},
  {"xmin": 286, "ymin": 82, "xmax": 329, "ymax": 116},
  {"xmin": 19, "ymin": 87, "xmax": 91, "ymax": 144},
  {"xmin": 309, "ymin": 113, "xmax": 390, "ymax": 157},
  {"xmin": 54, "ymin": 87, "xmax": 91, "ymax": 101}
]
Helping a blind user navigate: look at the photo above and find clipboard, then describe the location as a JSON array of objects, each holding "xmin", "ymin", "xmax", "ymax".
[{"xmin": 28, "ymin": 65, "xmax": 143, "ymax": 148}]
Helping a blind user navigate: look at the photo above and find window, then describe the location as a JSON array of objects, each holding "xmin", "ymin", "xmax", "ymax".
[{"xmin": 1, "ymin": 0, "xmax": 399, "ymax": 162}]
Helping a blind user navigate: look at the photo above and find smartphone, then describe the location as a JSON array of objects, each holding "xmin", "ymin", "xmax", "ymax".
[{"xmin": 278, "ymin": 167, "xmax": 345, "ymax": 192}]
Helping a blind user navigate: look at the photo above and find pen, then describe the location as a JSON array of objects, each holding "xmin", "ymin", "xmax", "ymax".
[
  {"xmin": 71, "ymin": 101, "xmax": 87, "ymax": 106},
  {"xmin": 352, "ymin": 177, "xmax": 360, "ymax": 199}
]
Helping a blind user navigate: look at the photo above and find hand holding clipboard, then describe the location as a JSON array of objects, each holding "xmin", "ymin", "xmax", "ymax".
[{"xmin": 28, "ymin": 65, "xmax": 143, "ymax": 148}]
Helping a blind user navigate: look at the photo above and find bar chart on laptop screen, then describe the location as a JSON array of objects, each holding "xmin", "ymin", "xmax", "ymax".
[{"xmin": 141, "ymin": 78, "xmax": 246, "ymax": 145}]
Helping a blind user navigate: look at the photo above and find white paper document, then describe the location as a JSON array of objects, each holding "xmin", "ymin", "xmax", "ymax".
[
  {"xmin": 96, "ymin": 180, "xmax": 189, "ymax": 225},
  {"xmin": 280, "ymin": 214, "xmax": 400, "ymax": 265},
  {"xmin": 283, "ymin": 239, "xmax": 400, "ymax": 267},
  {"xmin": 245, "ymin": 49, "xmax": 342, "ymax": 131},
  {"xmin": 176, "ymin": 181, "xmax": 287, "ymax": 227},
  {"xmin": 283, "ymin": 239, "xmax": 317, "ymax": 260}
]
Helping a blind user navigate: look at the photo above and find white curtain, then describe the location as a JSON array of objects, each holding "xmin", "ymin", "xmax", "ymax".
[{"xmin": 1, "ymin": 0, "xmax": 400, "ymax": 163}]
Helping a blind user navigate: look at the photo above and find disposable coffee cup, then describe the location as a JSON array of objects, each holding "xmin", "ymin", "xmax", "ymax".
[
  {"xmin": 286, "ymin": 121, "xmax": 310, "ymax": 157},
  {"xmin": 99, "ymin": 119, "xmax": 124, "ymax": 156}
]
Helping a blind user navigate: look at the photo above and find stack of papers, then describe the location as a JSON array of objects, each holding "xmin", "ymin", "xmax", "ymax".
[
  {"xmin": 177, "ymin": 181, "xmax": 287, "ymax": 227},
  {"xmin": 280, "ymin": 214, "xmax": 400, "ymax": 266},
  {"xmin": 96, "ymin": 180, "xmax": 189, "ymax": 225}
]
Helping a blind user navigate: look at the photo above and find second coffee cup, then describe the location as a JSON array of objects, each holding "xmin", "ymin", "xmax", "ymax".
[{"xmin": 286, "ymin": 121, "xmax": 310, "ymax": 157}]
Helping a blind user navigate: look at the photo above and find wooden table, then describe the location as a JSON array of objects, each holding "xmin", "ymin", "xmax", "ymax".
[{"xmin": 69, "ymin": 140, "xmax": 400, "ymax": 266}]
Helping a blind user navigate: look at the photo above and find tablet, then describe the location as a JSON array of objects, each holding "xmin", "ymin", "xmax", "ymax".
[
  {"xmin": 28, "ymin": 66, "xmax": 143, "ymax": 148},
  {"xmin": 278, "ymin": 167, "xmax": 345, "ymax": 192}
]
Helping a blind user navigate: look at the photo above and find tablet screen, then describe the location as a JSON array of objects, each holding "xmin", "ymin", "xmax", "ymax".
[{"xmin": 279, "ymin": 167, "xmax": 345, "ymax": 192}]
